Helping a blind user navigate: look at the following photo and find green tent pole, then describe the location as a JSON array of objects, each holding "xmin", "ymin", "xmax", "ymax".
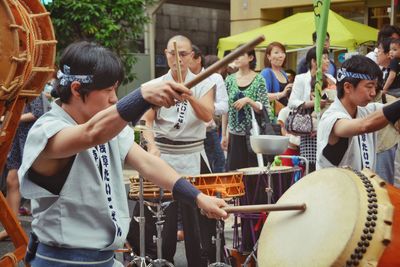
[{"xmin": 313, "ymin": 0, "xmax": 331, "ymax": 116}]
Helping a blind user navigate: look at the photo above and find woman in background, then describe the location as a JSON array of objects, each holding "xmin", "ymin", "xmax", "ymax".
[
  {"xmin": 260, "ymin": 42, "xmax": 293, "ymax": 108},
  {"xmin": 288, "ymin": 47, "xmax": 335, "ymax": 172},
  {"xmin": 221, "ymin": 49, "xmax": 273, "ymax": 252}
]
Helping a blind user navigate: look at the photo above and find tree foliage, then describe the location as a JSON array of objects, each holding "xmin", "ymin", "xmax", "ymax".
[{"xmin": 45, "ymin": 0, "xmax": 154, "ymax": 83}]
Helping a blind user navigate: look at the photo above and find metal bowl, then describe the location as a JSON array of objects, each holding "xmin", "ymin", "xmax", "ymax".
[{"xmin": 250, "ymin": 135, "xmax": 289, "ymax": 155}]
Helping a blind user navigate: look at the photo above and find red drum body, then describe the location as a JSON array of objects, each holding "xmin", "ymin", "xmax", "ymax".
[{"xmin": 378, "ymin": 184, "xmax": 400, "ymax": 266}]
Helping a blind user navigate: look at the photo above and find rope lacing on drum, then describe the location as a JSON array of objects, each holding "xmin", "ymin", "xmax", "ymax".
[
  {"xmin": 0, "ymin": 252, "xmax": 18, "ymax": 267},
  {"xmin": 9, "ymin": 24, "xmax": 25, "ymax": 32},
  {"xmin": 29, "ymin": 12, "xmax": 50, "ymax": 19}
]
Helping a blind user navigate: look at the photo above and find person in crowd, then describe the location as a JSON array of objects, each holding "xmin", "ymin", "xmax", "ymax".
[
  {"xmin": 316, "ymin": 55, "xmax": 400, "ymax": 171},
  {"xmin": 288, "ymin": 47, "xmax": 335, "ymax": 172},
  {"xmin": 366, "ymin": 24, "xmax": 400, "ymax": 63},
  {"xmin": 0, "ymin": 92, "xmax": 49, "ymax": 241},
  {"xmin": 374, "ymin": 38, "xmax": 400, "ymax": 184},
  {"xmin": 276, "ymin": 106, "xmax": 301, "ymax": 167},
  {"xmin": 382, "ymin": 38, "xmax": 400, "ymax": 96},
  {"xmin": 285, "ymin": 69, "xmax": 296, "ymax": 84},
  {"xmin": 189, "ymin": 46, "xmax": 228, "ymax": 173},
  {"xmin": 221, "ymin": 48, "xmax": 273, "ymax": 252},
  {"xmin": 139, "ymin": 35, "xmax": 219, "ymax": 267},
  {"xmin": 17, "ymin": 41, "xmax": 227, "ymax": 267},
  {"xmin": 376, "ymin": 38, "xmax": 392, "ymax": 81},
  {"xmin": 205, "ymin": 55, "xmax": 229, "ymax": 79},
  {"xmin": 297, "ymin": 32, "xmax": 336, "ymax": 77},
  {"xmin": 260, "ymin": 42, "xmax": 293, "ymax": 107}
]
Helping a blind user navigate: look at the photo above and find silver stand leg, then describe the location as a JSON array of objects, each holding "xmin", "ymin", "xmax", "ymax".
[
  {"xmin": 130, "ymin": 175, "xmax": 151, "ymax": 267},
  {"xmin": 130, "ymin": 121, "xmax": 151, "ymax": 267},
  {"xmin": 242, "ymin": 241, "xmax": 258, "ymax": 267},
  {"xmin": 265, "ymin": 162, "xmax": 273, "ymax": 205},
  {"xmin": 147, "ymin": 196, "xmax": 174, "ymax": 267},
  {"xmin": 209, "ymin": 193, "xmax": 230, "ymax": 267}
]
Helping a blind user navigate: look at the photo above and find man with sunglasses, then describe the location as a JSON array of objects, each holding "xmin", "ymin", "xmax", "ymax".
[{"xmin": 133, "ymin": 35, "xmax": 216, "ymax": 267}]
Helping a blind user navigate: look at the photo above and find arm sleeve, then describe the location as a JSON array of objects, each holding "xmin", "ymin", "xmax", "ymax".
[
  {"xmin": 288, "ymin": 74, "xmax": 306, "ymax": 108},
  {"xmin": 213, "ymin": 74, "xmax": 229, "ymax": 115}
]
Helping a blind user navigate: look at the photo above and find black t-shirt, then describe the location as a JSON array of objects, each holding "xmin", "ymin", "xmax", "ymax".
[{"xmin": 388, "ymin": 58, "xmax": 400, "ymax": 90}]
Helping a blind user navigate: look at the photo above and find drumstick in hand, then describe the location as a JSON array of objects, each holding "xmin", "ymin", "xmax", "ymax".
[
  {"xmin": 223, "ymin": 203, "xmax": 306, "ymax": 214},
  {"xmin": 173, "ymin": 41, "xmax": 184, "ymax": 83}
]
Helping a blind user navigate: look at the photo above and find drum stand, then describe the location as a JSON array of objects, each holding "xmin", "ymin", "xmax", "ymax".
[
  {"xmin": 209, "ymin": 192, "xmax": 229, "ymax": 267},
  {"xmin": 130, "ymin": 121, "xmax": 152, "ymax": 267},
  {"xmin": 242, "ymin": 242, "xmax": 258, "ymax": 267},
  {"xmin": 147, "ymin": 196, "xmax": 174, "ymax": 267},
  {"xmin": 129, "ymin": 172, "xmax": 152, "ymax": 267}
]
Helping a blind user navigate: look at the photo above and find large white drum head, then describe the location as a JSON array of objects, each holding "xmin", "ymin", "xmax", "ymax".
[{"xmin": 258, "ymin": 168, "xmax": 392, "ymax": 267}]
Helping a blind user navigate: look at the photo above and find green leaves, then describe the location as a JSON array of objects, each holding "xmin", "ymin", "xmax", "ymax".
[{"xmin": 44, "ymin": 0, "xmax": 155, "ymax": 83}]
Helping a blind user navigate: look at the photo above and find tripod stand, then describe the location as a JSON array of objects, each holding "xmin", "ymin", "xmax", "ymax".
[
  {"xmin": 146, "ymin": 197, "xmax": 174, "ymax": 267},
  {"xmin": 130, "ymin": 121, "xmax": 174, "ymax": 267},
  {"xmin": 130, "ymin": 121, "xmax": 152, "ymax": 267},
  {"xmin": 209, "ymin": 192, "xmax": 229, "ymax": 267}
]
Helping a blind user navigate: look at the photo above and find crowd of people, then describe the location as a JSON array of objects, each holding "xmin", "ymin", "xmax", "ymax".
[{"xmin": 1, "ymin": 22, "xmax": 400, "ymax": 267}]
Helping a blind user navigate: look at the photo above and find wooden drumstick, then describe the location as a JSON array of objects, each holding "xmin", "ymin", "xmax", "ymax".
[
  {"xmin": 223, "ymin": 203, "xmax": 306, "ymax": 214},
  {"xmin": 184, "ymin": 35, "xmax": 265, "ymax": 89},
  {"xmin": 115, "ymin": 248, "xmax": 132, "ymax": 253},
  {"xmin": 173, "ymin": 41, "xmax": 184, "ymax": 83}
]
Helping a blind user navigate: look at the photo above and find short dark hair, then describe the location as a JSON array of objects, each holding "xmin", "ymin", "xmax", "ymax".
[
  {"xmin": 204, "ymin": 55, "xmax": 219, "ymax": 68},
  {"xmin": 192, "ymin": 44, "xmax": 205, "ymax": 68},
  {"xmin": 236, "ymin": 45, "xmax": 256, "ymax": 70},
  {"xmin": 56, "ymin": 41, "xmax": 124, "ymax": 103},
  {"xmin": 336, "ymin": 55, "xmax": 382, "ymax": 99},
  {"xmin": 390, "ymin": 38, "xmax": 400, "ymax": 46},
  {"xmin": 378, "ymin": 38, "xmax": 392, "ymax": 53},
  {"xmin": 264, "ymin": 42, "xmax": 286, "ymax": 68},
  {"xmin": 305, "ymin": 47, "xmax": 329, "ymax": 70},
  {"xmin": 377, "ymin": 24, "xmax": 400, "ymax": 42},
  {"xmin": 312, "ymin": 31, "xmax": 330, "ymax": 43},
  {"xmin": 247, "ymin": 49, "xmax": 257, "ymax": 70}
]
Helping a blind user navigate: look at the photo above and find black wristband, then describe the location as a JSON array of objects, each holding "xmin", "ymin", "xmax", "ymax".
[
  {"xmin": 382, "ymin": 100, "xmax": 400, "ymax": 124},
  {"xmin": 172, "ymin": 177, "xmax": 201, "ymax": 207},
  {"xmin": 116, "ymin": 88, "xmax": 151, "ymax": 125}
]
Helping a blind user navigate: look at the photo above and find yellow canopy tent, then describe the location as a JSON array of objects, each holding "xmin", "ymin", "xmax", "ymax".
[{"xmin": 218, "ymin": 10, "xmax": 378, "ymax": 58}]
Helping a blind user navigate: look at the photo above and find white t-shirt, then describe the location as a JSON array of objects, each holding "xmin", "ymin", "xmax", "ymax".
[{"xmin": 202, "ymin": 68, "xmax": 228, "ymax": 116}]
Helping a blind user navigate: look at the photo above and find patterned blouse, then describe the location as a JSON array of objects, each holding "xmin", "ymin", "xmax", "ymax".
[{"xmin": 226, "ymin": 73, "xmax": 273, "ymax": 135}]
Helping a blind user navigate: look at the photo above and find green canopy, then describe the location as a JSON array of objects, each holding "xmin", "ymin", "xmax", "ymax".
[{"xmin": 218, "ymin": 10, "xmax": 378, "ymax": 58}]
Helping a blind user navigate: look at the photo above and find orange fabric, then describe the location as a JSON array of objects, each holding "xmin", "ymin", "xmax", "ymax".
[{"xmin": 378, "ymin": 185, "xmax": 400, "ymax": 266}]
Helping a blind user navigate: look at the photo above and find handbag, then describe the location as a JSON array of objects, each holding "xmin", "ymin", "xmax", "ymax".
[
  {"xmin": 285, "ymin": 106, "xmax": 313, "ymax": 136},
  {"xmin": 256, "ymin": 106, "xmax": 281, "ymax": 135}
]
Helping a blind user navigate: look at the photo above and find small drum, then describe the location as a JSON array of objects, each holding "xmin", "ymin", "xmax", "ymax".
[
  {"xmin": 129, "ymin": 176, "xmax": 172, "ymax": 200},
  {"xmin": 235, "ymin": 166, "xmax": 302, "ymax": 253},
  {"xmin": 187, "ymin": 172, "xmax": 245, "ymax": 199},
  {"xmin": 258, "ymin": 167, "xmax": 397, "ymax": 267},
  {"xmin": 237, "ymin": 165, "xmax": 297, "ymax": 175}
]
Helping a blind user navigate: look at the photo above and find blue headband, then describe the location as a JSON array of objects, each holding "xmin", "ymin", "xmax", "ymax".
[
  {"xmin": 337, "ymin": 68, "xmax": 373, "ymax": 82},
  {"xmin": 57, "ymin": 65, "xmax": 94, "ymax": 86}
]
